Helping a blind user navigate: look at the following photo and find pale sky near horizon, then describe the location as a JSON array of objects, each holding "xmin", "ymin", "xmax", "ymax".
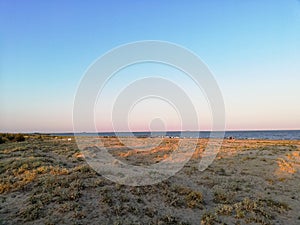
[{"xmin": 1, "ymin": 0, "xmax": 300, "ymax": 132}]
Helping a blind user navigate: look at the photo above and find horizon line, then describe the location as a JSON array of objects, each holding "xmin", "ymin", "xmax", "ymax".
[{"xmin": 2, "ymin": 128, "xmax": 300, "ymax": 134}]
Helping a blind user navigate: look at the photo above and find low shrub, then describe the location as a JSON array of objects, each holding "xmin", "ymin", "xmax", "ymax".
[
  {"xmin": 0, "ymin": 133, "xmax": 25, "ymax": 143},
  {"xmin": 14, "ymin": 134, "xmax": 25, "ymax": 142},
  {"xmin": 0, "ymin": 136, "xmax": 5, "ymax": 144}
]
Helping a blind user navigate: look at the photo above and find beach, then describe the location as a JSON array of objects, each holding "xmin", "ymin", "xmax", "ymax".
[{"xmin": 0, "ymin": 135, "xmax": 300, "ymax": 224}]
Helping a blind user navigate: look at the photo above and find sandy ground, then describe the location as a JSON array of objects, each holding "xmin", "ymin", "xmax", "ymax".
[{"xmin": 0, "ymin": 136, "xmax": 299, "ymax": 225}]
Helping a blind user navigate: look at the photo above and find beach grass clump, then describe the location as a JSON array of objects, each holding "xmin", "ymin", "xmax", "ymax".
[
  {"xmin": 185, "ymin": 190, "xmax": 203, "ymax": 208},
  {"xmin": 201, "ymin": 212, "xmax": 218, "ymax": 225},
  {"xmin": 233, "ymin": 197, "xmax": 272, "ymax": 221},
  {"xmin": 233, "ymin": 197, "xmax": 289, "ymax": 223},
  {"xmin": 101, "ymin": 190, "xmax": 113, "ymax": 205},
  {"xmin": 158, "ymin": 214, "xmax": 190, "ymax": 225},
  {"xmin": 259, "ymin": 198, "xmax": 290, "ymax": 211},
  {"xmin": 213, "ymin": 189, "xmax": 233, "ymax": 204},
  {"xmin": 167, "ymin": 185, "xmax": 204, "ymax": 208},
  {"xmin": 216, "ymin": 204, "xmax": 233, "ymax": 216}
]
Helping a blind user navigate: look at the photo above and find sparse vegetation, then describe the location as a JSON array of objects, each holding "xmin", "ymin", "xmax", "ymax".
[
  {"xmin": 0, "ymin": 133, "xmax": 25, "ymax": 144},
  {"xmin": 185, "ymin": 190, "xmax": 203, "ymax": 208},
  {"xmin": 213, "ymin": 197, "xmax": 290, "ymax": 224},
  {"xmin": 0, "ymin": 136, "xmax": 299, "ymax": 224},
  {"xmin": 0, "ymin": 136, "xmax": 5, "ymax": 144},
  {"xmin": 201, "ymin": 212, "xmax": 218, "ymax": 225},
  {"xmin": 213, "ymin": 189, "xmax": 233, "ymax": 204},
  {"xmin": 216, "ymin": 204, "xmax": 233, "ymax": 215}
]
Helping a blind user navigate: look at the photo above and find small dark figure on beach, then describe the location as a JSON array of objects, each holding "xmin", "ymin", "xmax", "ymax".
[{"xmin": 228, "ymin": 136, "xmax": 235, "ymax": 141}]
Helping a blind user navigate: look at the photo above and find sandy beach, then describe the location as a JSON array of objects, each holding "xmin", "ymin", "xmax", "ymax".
[{"xmin": 0, "ymin": 135, "xmax": 299, "ymax": 224}]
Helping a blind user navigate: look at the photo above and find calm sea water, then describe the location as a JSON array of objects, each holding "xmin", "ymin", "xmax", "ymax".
[{"xmin": 53, "ymin": 130, "xmax": 300, "ymax": 140}]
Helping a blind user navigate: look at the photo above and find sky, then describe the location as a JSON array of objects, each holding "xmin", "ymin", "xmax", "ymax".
[{"xmin": 0, "ymin": 0, "xmax": 300, "ymax": 132}]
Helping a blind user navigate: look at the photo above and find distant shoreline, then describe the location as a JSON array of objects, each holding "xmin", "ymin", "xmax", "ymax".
[
  {"xmin": 28, "ymin": 130, "xmax": 300, "ymax": 140},
  {"xmin": 1, "ymin": 130, "xmax": 299, "ymax": 140}
]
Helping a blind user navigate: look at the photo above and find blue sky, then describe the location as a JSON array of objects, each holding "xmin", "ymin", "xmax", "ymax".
[{"xmin": 0, "ymin": 0, "xmax": 300, "ymax": 132}]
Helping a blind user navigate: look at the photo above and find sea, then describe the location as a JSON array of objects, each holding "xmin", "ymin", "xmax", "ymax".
[{"xmin": 51, "ymin": 130, "xmax": 300, "ymax": 140}]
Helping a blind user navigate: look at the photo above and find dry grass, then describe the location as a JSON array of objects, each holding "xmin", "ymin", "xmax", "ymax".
[{"xmin": 0, "ymin": 135, "xmax": 299, "ymax": 224}]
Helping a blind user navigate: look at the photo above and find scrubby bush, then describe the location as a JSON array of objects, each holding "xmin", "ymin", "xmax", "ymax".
[
  {"xmin": 14, "ymin": 133, "xmax": 25, "ymax": 142},
  {"xmin": 0, "ymin": 136, "xmax": 5, "ymax": 144},
  {"xmin": 6, "ymin": 133, "xmax": 15, "ymax": 141},
  {"xmin": 0, "ymin": 133, "xmax": 25, "ymax": 143}
]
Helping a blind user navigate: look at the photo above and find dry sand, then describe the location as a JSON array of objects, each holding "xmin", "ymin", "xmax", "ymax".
[{"xmin": 0, "ymin": 136, "xmax": 299, "ymax": 224}]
